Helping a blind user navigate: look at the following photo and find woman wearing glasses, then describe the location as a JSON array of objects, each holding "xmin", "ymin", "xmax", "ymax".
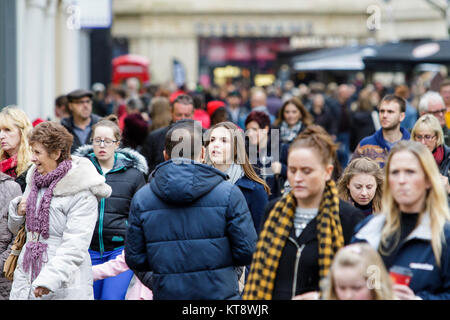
[
  {"xmin": 411, "ymin": 114, "xmax": 450, "ymax": 194},
  {"xmin": 74, "ymin": 115, "xmax": 147, "ymax": 300}
]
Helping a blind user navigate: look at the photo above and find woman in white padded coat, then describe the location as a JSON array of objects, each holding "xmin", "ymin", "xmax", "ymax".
[{"xmin": 8, "ymin": 121, "xmax": 111, "ymax": 300}]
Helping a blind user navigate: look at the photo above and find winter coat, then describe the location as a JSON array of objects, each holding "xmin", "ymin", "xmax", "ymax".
[
  {"xmin": 92, "ymin": 250, "xmax": 153, "ymax": 300},
  {"xmin": 350, "ymin": 127, "xmax": 411, "ymax": 168},
  {"xmin": 349, "ymin": 110, "xmax": 376, "ymax": 153},
  {"xmin": 141, "ymin": 125, "xmax": 170, "ymax": 175},
  {"xmin": 125, "ymin": 159, "xmax": 257, "ymax": 300},
  {"xmin": 74, "ymin": 146, "xmax": 147, "ymax": 253},
  {"xmin": 262, "ymin": 198, "xmax": 364, "ymax": 299},
  {"xmin": 352, "ymin": 213, "xmax": 450, "ymax": 300},
  {"xmin": 235, "ymin": 176, "xmax": 268, "ymax": 235},
  {"xmin": 0, "ymin": 173, "xmax": 22, "ymax": 300},
  {"xmin": 8, "ymin": 156, "xmax": 112, "ymax": 300},
  {"xmin": 60, "ymin": 114, "xmax": 102, "ymax": 154},
  {"xmin": 439, "ymin": 144, "xmax": 450, "ymax": 182}
]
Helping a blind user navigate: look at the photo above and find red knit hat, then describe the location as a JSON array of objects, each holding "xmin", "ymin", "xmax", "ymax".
[{"xmin": 207, "ymin": 100, "xmax": 226, "ymax": 116}]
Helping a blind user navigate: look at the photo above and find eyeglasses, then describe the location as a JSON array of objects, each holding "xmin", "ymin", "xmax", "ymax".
[
  {"xmin": 73, "ymin": 99, "xmax": 92, "ymax": 105},
  {"xmin": 428, "ymin": 108, "xmax": 446, "ymax": 115},
  {"xmin": 92, "ymin": 138, "xmax": 118, "ymax": 146},
  {"xmin": 415, "ymin": 134, "xmax": 436, "ymax": 141}
]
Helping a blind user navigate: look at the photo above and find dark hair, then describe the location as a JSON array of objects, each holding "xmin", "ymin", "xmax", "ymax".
[
  {"xmin": 244, "ymin": 111, "xmax": 270, "ymax": 129},
  {"xmin": 164, "ymin": 119, "xmax": 203, "ymax": 160},
  {"xmin": 28, "ymin": 121, "xmax": 73, "ymax": 164},
  {"xmin": 210, "ymin": 107, "xmax": 229, "ymax": 127},
  {"xmin": 113, "ymin": 88, "xmax": 127, "ymax": 99},
  {"xmin": 379, "ymin": 94, "xmax": 406, "ymax": 113},
  {"xmin": 55, "ymin": 95, "xmax": 69, "ymax": 108},
  {"xmin": 274, "ymin": 97, "xmax": 313, "ymax": 127},
  {"xmin": 172, "ymin": 94, "xmax": 194, "ymax": 107}
]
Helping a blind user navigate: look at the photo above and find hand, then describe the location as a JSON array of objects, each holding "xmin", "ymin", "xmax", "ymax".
[
  {"xmin": 34, "ymin": 286, "xmax": 51, "ymax": 298},
  {"xmin": 393, "ymin": 284, "xmax": 420, "ymax": 300},
  {"xmin": 271, "ymin": 161, "xmax": 282, "ymax": 175},
  {"xmin": 17, "ymin": 198, "xmax": 27, "ymax": 216},
  {"xmin": 439, "ymin": 174, "xmax": 450, "ymax": 194},
  {"xmin": 292, "ymin": 291, "xmax": 320, "ymax": 300}
]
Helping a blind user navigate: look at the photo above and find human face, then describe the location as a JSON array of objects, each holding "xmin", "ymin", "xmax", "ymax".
[
  {"xmin": 31, "ymin": 142, "xmax": 59, "ymax": 175},
  {"xmin": 440, "ymin": 85, "xmax": 450, "ymax": 108},
  {"xmin": 334, "ymin": 266, "xmax": 373, "ymax": 300},
  {"xmin": 287, "ymin": 147, "xmax": 333, "ymax": 208},
  {"xmin": 69, "ymin": 96, "xmax": 92, "ymax": 120},
  {"xmin": 208, "ymin": 127, "xmax": 233, "ymax": 167},
  {"xmin": 427, "ymin": 100, "xmax": 446, "ymax": 127},
  {"xmin": 378, "ymin": 101, "xmax": 404, "ymax": 131},
  {"xmin": 92, "ymin": 126, "xmax": 119, "ymax": 163},
  {"xmin": 0, "ymin": 124, "xmax": 21, "ymax": 156},
  {"xmin": 347, "ymin": 174, "xmax": 377, "ymax": 206},
  {"xmin": 413, "ymin": 127, "xmax": 437, "ymax": 152},
  {"xmin": 246, "ymin": 121, "xmax": 268, "ymax": 147},
  {"xmin": 172, "ymin": 102, "xmax": 194, "ymax": 122},
  {"xmin": 283, "ymin": 103, "xmax": 301, "ymax": 127},
  {"xmin": 388, "ymin": 150, "xmax": 430, "ymax": 213}
]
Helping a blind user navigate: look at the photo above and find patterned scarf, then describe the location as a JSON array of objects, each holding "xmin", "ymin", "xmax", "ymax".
[
  {"xmin": 23, "ymin": 159, "xmax": 72, "ymax": 281},
  {"xmin": 243, "ymin": 179, "xmax": 344, "ymax": 300},
  {"xmin": 279, "ymin": 121, "xmax": 302, "ymax": 144},
  {"xmin": 0, "ymin": 154, "xmax": 18, "ymax": 178}
]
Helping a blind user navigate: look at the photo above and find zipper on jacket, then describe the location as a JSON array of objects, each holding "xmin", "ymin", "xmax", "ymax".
[
  {"xmin": 288, "ymin": 236, "xmax": 305, "ymax": 299},
  {"xmin": 99, "ymin": 198, "xmax": 105, "ymax": 257}
]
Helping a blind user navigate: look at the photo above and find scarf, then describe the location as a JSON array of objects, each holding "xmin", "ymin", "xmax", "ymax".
[
  {"xmin": 0, "ymin": 154, "xmax": 18, "ymax": 178},
  {"xmin": 279, "ymin": 121, "xmax": 302, "ymax": 144},
  {"xmin": 243, "ymin": 179, "xmax": 344, "ymax": 300},
  {"xmin": 225, "ymin": 163, "xmax": 244, "ymax": 185},
  {"xmin": 433, "ymin": 145, "xmax": 445, "ymax": 167},
  {"xmin": 23, "ymin": 159, "xmax": 72, "ymax": 281}
]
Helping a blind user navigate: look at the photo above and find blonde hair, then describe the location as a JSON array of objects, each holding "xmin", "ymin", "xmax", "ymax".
[
  {"xmin": 322, "ymin": 243, "xmax": 395, "ymax": 300},
  {"xmin": 337, "ymin": 157, "xmax": 384, "ymax": 213},
  {"xmin": 411, "ymin": 114, "xmax": 444, "ymax": 147},
  {"xmin": 204, "ymin": 121, "xmax": 270, "ymax": 194},
  {"xmin": 380, "ymin": 140, "xmax": 450, "ymax": 267},
  {"xmin": 0, "ymin": 106, "xmax": 32, "ymax": 176}
]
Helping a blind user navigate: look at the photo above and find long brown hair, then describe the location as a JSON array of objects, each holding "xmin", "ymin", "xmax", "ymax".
[
  {"xmin": 274, "ymin": 97, "xmax": 313, "ymax": 127},
  {"xmin": 204, "ymin": 121, "xmax": 270, "ymax": 194},
  {"xmin": 337, "ymin": 157, "xmax": 384, "ymax": 213}
]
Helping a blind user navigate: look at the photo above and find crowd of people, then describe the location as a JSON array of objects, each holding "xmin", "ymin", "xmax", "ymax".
[{"xmin": 0, "ymin": 74, "xmax": 450, "ymax": 301}]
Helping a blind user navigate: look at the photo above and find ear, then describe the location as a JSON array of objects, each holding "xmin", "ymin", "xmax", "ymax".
[
  {"xmin": 199, "ymin": 146, "xmax": 206, "ymax": 163},
  {"xmin": 399, "ymin": 112, "xmax": 406, "ymax": 122},
  {"xmin": 163, "ymin": 150, "xmax": 169, "ymax": 161},
  {"xmin": 50, "ymin": 150, "xmax": 62, "ymax": 162},
  {"xmin": 325, "ymin": 164, "xmax": 334, "ymax": 181}
]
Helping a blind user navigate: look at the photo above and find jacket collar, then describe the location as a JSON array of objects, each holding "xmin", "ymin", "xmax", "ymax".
[
  {"xmin": 235, "ymin": 175, "xmax": 256, "ymax": 191},
  {"xmin": 374, "ymin": 127, "xmax": 411, "ymax": 150},
  {"xmin": 354, "ymin": 212, "xmax": 432, "ymax": 248}
]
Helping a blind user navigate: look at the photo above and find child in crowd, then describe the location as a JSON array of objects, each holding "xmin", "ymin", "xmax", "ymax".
[
  {"xmin": 92, "ymin": 250, "xmax": 153, "ymax": 300},
  {"xmin": 322, "ymin": 243, "xmax": 395, "ymax": 300}
]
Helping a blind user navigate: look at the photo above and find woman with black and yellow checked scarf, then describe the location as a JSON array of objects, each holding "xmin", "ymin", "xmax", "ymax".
[{"xmin": 243, "ymin": 125, "xmax": 364, "ymax": 300}]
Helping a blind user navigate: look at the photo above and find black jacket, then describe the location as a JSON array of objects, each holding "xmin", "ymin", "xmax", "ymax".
[
  {"xmin": 261, "ymin": 197, "xmax": 364, "ymax": 299},
  {"xmin": 141, "ymin": 125, "xmax": 170, "ymax": 175},
  {"xmin": 74, "ymin": 145, "xmax": 147, "ymax": 253},
  {"xmin": 61, "ymin": 114, "xmax": 102, "ymax": 154}
]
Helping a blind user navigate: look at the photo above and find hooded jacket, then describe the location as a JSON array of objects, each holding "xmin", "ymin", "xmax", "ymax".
[
  {"xmin": 0, "ymin": 173, "xmax": 22, "ymax": 300},
  {"xmin": 74, "ymin": 145, "xmax": 147, "ymax": 253},
  {"xmin": 8, "ymin": 156, "xmax": 112, "ymax": 300},
  {"xmin": 125, "ymin": 159, "xmax": 257, "ymax": 300}
]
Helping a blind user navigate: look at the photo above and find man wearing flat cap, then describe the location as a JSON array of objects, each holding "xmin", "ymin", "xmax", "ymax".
[{"xmin": 61, "ymin": 89, "xmax": 101, "ymax": 153}]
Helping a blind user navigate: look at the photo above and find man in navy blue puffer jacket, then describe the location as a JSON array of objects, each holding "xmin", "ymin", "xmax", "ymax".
[{"xmin": 125, "ymin": 120, "xmax": 257, "ymax": 300}]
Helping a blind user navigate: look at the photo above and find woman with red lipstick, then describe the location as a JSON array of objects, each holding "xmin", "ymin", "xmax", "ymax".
[
  {"xmin": 0, "ymin": 106, "xmax": 33, "ymax": 192},
  {"xmin": 244, "ymin": 125, "xmax": 364, "ymax": 300},
  {"xmin": 74, "ymin": 115, "xmax": 147, "ymax": 300},
  {"xmin": 337, "ymin": 157, "xmax": 384, "ymax": 216}
]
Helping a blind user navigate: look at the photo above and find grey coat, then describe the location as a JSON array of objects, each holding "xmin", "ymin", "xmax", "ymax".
[{"xmin": 0, "ymin": 172, "xmax": 22, "ymax": 300}]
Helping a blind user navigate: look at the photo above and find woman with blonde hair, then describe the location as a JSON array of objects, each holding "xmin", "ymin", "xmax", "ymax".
[
  {"xmin": 322, "ymin": 243, "xmax": 395, "ymax": 300},
  {"xmin": 353, "ymin": 140, "xmax": 450, "ymax": 300},
  {"xmin": 0, "ymin": 106, "xmax": 33, "ymax": 192},
  {"xmin": 411, "ymin": 114, "xmax": 450, "ymax": 194},
  {"xmin": 337, "ymin": 157, "xmax": 384, "ymax": 216}
]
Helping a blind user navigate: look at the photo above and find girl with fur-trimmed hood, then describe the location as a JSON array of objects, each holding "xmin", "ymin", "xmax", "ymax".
[{"xmin": 74, "ymin": 115, "xmax": 147, "ymax": 300}]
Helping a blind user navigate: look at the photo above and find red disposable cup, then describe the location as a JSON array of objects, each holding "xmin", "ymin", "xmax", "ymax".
[{"xmin": 389, "ymin": 266, "xmax": 413, "ymax": 286}]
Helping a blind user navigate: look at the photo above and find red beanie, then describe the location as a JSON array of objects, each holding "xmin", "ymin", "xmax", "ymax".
[{"xmin": 207, "ymin": 100, "xmax": 226, "ymax": 116}]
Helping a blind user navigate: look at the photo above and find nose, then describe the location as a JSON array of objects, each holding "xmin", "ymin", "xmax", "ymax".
[{"xmin": 360, "ymin": 187, "xmax": 369, "ymax": 196}]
